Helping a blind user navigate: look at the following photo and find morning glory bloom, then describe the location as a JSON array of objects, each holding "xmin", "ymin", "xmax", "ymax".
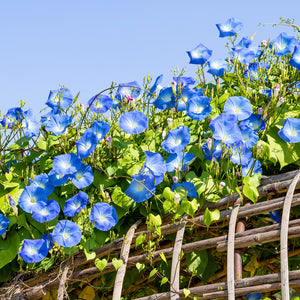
[
  {"xmin": 171, "ymin": 182, "xmax": 198, "ymax": 198},
  {"xmin": 70, "ymin": 164, "xmax": 94, "ymax": 189},
  {"xmin": 0, "ymin": 107, "xmax": 24, "ymax": 128},
  {"xmin": 88, "ymin": 94, "xmax": 113, "ymax": 114},
  {"xmin": 216, "ymin": 18, "xmax": 243, "ymax": 38},
  {"xmin": 40, "ymin": 107, "xmax": 60, "ymax": 126},
  {"xmin": 42, "ymin": 233, "xmax": 54, "ymax": 251},
  {"xmin": 246, "ymin": 63, "xmax": 269, "ymax": 81},
  {"xmin": 31, "ymin": 174, "xmax": 54, "ymax": 196},
  {"xmin": 187, "ymin": 96, "xmax": 212, "ymax": 121},
  {"xmin": 22, "ymin": 109, "xmax": 40, "ymax": 138},
  {"xmin": 90, "ymin": 120, "xmax": 110, "ymax": 141},
  {"xmin": 269, "ymin": 210, "xmax": 281, "ymax": 223},
  {"xmin": 161, "ymin": 126, "xmax": 190, "ymax": 154},
  {"xmin": 278, "ymin": 117, "xmax": 300, "ymax": 143},
  {"xmin": 45, "ymin": 115, "xmax": 72, "ymax": 136},
  {"xmin": 242, "ymin": 158, "xmax": 262, "ymax": 177},
  {"xmin": 48, "ymin": 169, "xmax": 69, "ymax": 187},
  {"xmin": 176, "ymin": 88, "xmax": 195, "ymax": 111},
  {"xmin": 153, "ymin": 87, "xmax": 176, "ymax": 110},
  {"xmin": 232, "ymin": 37, "xmax": 252, "ymax": 51},
  {"xmin": 46, "ymin": 88, "xmax": 73, "ymax": 110},
  {"xmin": 246, "ymin": 293, "xmax": 262, "ymax": 300},
  {"xmin": 52, "ymin": 220, "xmax": 82, "ymax": 247},
  {"xmin": 202, "ymin": 140, "xmax": 223, "ymax": 161},
  {"xmin": 119, "ymin": 111, "xmax": 148, "ymax": 134},
  {"xmin": 150, "ymin": 74, "xmax": 163, "ymax": 94},
  {"xmin": 173, "ymin": 76, "xmax": 196, "ymax": 88},
  {"xmin": 52, "ymin": 153, "xmax": 82, "ymax": 176},
  {"xmin": 240, "ymin": 114, "xmax": 266, "ymax": 131},
  {"xmin": 144, "ymin": 151, "xmax": 166, "ymax": 177},
  {"xmin": 229, "ymin": 144, "xmax": 252, "ymax": 165},
  {"xmin": 76, "ymin": 130, "xmax": 98, "ymax": 159},
  {"xmin": 125, "ymin": 174, "xmax": 155, "ymax": 203},
  {"xmin": 233, "ymin": 48, "xmax": 256, "ymax": 64},
  {"xmin": 18, "ymin": 185, "xmax": 47, "ymax": 214},
  {"xmin": 210, "ymin": 114, "xmax": 243, "ymax": 145},
  {"xmin": 64, "ymin": 191, "xmax": 88, "ymax": 217},
  {"xmin": 0, "ymin": 214, "xmax": 9, "ymax": 235},
  {"xmin": 207, "ymin": 60, "xmax": 228, "ymax": 76},
  {"xmin": 224, "ymin": 96, "xmax": 252, "ymax": 121},
  {"xmin": 290, "ymin": 45, "xmax": 300, "ymax": 70},
  {"xmin": 240, "ymin": 126, "xmax": 259, "ymax": 149},
  {"xmin": 187, "ymin": 43, "xmax": 212, "ymax": 64},
  {"xmin": 32, "ymin": 200, "xmax": 60, "ymax": 223},
  {"xmin": 116, "ymin": 81, "xmax": 141, "ymax": 101},
  {"xmin": 90, "ymin": 202, "xmax": 118, "ymax": 231},
  {"xmin": 18, "ymin": 239, "xmax": 49, "ymax": 263},
  {"xmin": 271, "ymin": 32, "xmax": 296, "ymax": 56},
  {"xmin": 166, "ymin": 152, "xmax": 194, "ymax": 172}
]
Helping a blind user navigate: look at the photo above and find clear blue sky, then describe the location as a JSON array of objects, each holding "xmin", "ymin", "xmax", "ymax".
[{"xmin": 0, "ymin": 0, "xmax": 299, "ymax": 115}]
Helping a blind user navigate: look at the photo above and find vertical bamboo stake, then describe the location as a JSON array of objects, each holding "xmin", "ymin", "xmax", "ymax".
[
  {"xmin": 112, "ymin": 220, "xmax": 142, "ymax": 300},
  {"xmin": 280, "ymin": 171, "xmax": 300, "ymax": 300},
  {"xmin": 170, "ymin": 218, "xmax": 187, "ymax": 300},
  {"xmin": 227, "ymin": 201, "xmax": 240, "ymax": 300}
]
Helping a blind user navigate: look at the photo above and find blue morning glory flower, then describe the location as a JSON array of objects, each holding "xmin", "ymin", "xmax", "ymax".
[
  {"xmin": 290, "ymin": 45, "xmax": 300, "ymax": 70},
  {"xmin": 40, "ymin": 107, "xmax": 60, "ymax": 126},
  {"xmin": 46, "ymin": 88, "xmax": 73, "ymax": 110},
  {"xmin": 187, "ymin": 96, "xmax": 212, "ymax": 121},
  {"xmin": 216, "ymin": 18, "xmax": 243, "ymax": 38},
  {"xmin": 42, "ymin": 233, "xmax": 54, "ymax": 251},
  {"xmin": 0, "ymin": 214, "xmax": 9, "ymax": 235},
  {"xmin": 88, "ymin": 94, "xmax": 113, "ymax": 114},
  {"xmin": 232, "ymin": 37, "xmax": 252, "ymax": 51},
  {"xmin": 52, "ymin": 220, "xmax": 82, "ymax": 247},
  {"xmin": 271, "ymin": 32, "xmax": 296, "ymax": 56},
  {"xmin": 48, "ymin": 169, "xmax": 69, "ymax": 187},
  {"xmin": 90, "ymin": 202, "xmax": 118, "ymax": 231},
  {"xmin": 45, "ymin": 115, "xmax": 72, "ymax": 136},
  {"xmin": 202, "ymin": 140, "xmax": 223, "ymax": 161},
  {"xmin": 240, "ymin": 114, "xmax": 266, "ymax": 131},
  {"xmin": 70, "ymin": 164, "xmax": 94, "ymax": 189},
  {"xmin": 246, "ymin": 63, "xmax": 269, "ymax": 81},
  {"xmin": 269, "ymin": 210, "xmax": 281, "ymax": 223},
  {"xmin": 161, "ymin": 126, "xmax": 190, "ymax": 153},
  {"xmin": 153, "ymin": 87, "xmax": 176, "ymax": 110},
  {"xmin": 207, "ymin": 60, "xmax": 228, "ymax": 76},
  {"xmin": 240, "ymin": 126, "xmax": 259, "ymax": 149},
  {"xmin": 18, "ymin": 185, "xmax": 47, "ymax": 213},
  {"xmin": 278, "ymin": 117, "xmax": 300, "ymax": 143},
  {"xmin": 165, "ymin": 152, "xmax": 194, "ymax": 172},
  {"xmin": 22, "ymin": 109, "xmax": 40, "ymax": 138},
  {"xmin": 0, "ymin": 107, "xmax": 24, "ymax": 128},
  {"xmin": 242, "ymin": 158, "xmax": 262, "ymax": 177},
  {"xmin": 32, "ymin": 200, "xmax": 60, "ymax": 223},
  {"xmin": 116, "ymin": 81, "xmax": 141, "ymax": 101},
  {"xmin": 144, "ymin": 151, "xmax": 166, "ymax": 177},
  {"xmin": 52, "ymin": 153, "xmax": 82, "ymax": 176},
  {"xmin": 31, "ymin": 174, "xmax": 54, "ymax": 196},
  {"xmin": 150, "ymin": 74, "xmax": 163, "ymax": 94},
  {"xmin": 125, "ymin": 174, "xmax": 155, "ymax": 203},
  {"xmin": 233, "ymin": 48, "xmax": 256, "ymax": 64},
  {"xmin": 171, "ymin": 182, "xmax": 198, "ymax": 198},
  {"xmin": 64, "ymin": 191, "xmax": 88, "ymax": 217},
  {"xmin": 187, "ymin": 43, "xmax": 212, "ymax": 64},
  {"xmin": 139, "ymin": 166, "xmax": 164, "ymax": 186},
  {"xmin": 119, "ymin": 111, "xmax": 148, "ymax": 134},
  {"xmin": 224, "ymin": 96, "xmax": 252, "ymax": 121},
  {"xmin": 76, "ymin": 129, "xmax": 98, "ymax": 159},
  {"xmin": 18, "ymin": 239, "xmax": 49, "ymax": 263},
  {"xmin": 176, "ymin": 88, "xmax": 195, "ymax": 111},
  {"xmin": 90, "ymin": 120, "xmax": 110, "ymax": 141},
  {"xmin": 229, "ymin": 144, "xmax": 252, "ymax": 165},
  {"xmin": 173, "ymin": 76, "xmax": 196, "ymax": 88},
  {"xmin": 246, "ymin": 293, "xmax": 262, "ymax": 300},
  {"xmin": 210, "ymin": 114, "xmax": 243, "ymax": 145}
]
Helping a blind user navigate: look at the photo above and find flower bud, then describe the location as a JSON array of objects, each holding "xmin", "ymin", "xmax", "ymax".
[
  {"xmin": 257, "ymin": 107, "xmax": 263, "ymax": 115},
  {"xmin": 219, "ymin": 181, "xmax": 226, "ymax": 189},
  {"xmin": 79, "ymin": 103, "xmax": 85, "ymax": 112},
  {"xmin": 8, "ymin": 195, "xmax": 18, "ymax": 215},
  {"xmin": 257, "ymin": 144, "xmax": 263, "ymax": 155},
  {"xmin": 274, "ymin": 85, "xmax": 280, "ymax": 98},
  {"xmin": 167, "ymin": 118, "xmax": 173, "ymax": 128},
  {"xmin": 174, "ymin": 193, "xmax": 181, "ymax": 205},
  {"xmin": 125, "ymin": 94, "xmax": 134, "ymax": 102},
  {"xmin": 162, "ymin": 128, "xmax": 166, "ymax": 139},
  {"xmin": 276, "ymin": 97, "xmax": 284, "ymax": 107},
  {"xmin": 171, "ymin": 81, "xmax": 177, "ymax": 95},
  {"xmin": 105, "ymin": 136, "xmax": 112, "ymax": 147},
  {"xmin": 173, "ymin": 176, "xmax": 179, "ymax": 183},
  {"xmin": 261, "ymin": 40, "xmax": 267, "ymax": 47},
  {"xmin": 207, "ymin": 138, "xmax": 213, "ymax": 151}
]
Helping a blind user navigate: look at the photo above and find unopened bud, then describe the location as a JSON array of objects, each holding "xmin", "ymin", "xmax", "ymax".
[
  {"xmin": 79, "ymin": 103, "xmax": 84, "ymax": 112},
  {"xmin": 167, "ymin": 118, "xmax": 173, "ymax": 128},
  {"xmin": 207, "ymin": 138, "xmax": 213, "ymax": 151},
  {"xmin": 276, "ymin": 97, "xmax": 284, "ymax": 107},
  {"xmin": 257, "ymin": 107, "xmax": 263, "ymax": 115},
  {"xmin": 171, "ymin": 81, "xmax": 177, "ymax": 95},
  {"xmin": 274, "ymin": 85, "xmax": 280, "ymax": 98},
  {"xmin": 173, "ymin": 176, "xmax": 178, "ymax": 183},
  {"xmin": 261, "ymin": 40, "xmax": 267, "ymax": 47},
  {"xmin": 219, "ymin": 181, "xmax": 226, "ymax": 189},
  {"xmin": 105, "ymin": 136, "xmax": 112, "ymax": 147},
  {"xmin": 125, "ymin": 94, "xmax": 134, "ymax": 102},
  {"xmin": 8, "ymin": 195, "xmax": 18, "ymax": 215},
  {"xmin": 257, "ymin": 144, "xmax": 263, "ymax": 155},
  {"xmin": 162, "ymin": 128, "xmax": 166, "ymax": 139},
  {"xmin": 174, "ymin": 193, "xmax": 181, "ymax": 205}
]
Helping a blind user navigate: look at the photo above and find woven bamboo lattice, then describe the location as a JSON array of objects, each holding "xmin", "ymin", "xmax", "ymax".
[{"xmin": 2, "ymin": 169, "xmax": 300, "ymax": 299}]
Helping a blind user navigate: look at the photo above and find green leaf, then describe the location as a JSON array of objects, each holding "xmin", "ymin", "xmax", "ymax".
[
  {"xmin": 37, "ymin": 140, "xmax": 47, "ymax": 151},
  {"xmin": 84, "ymin": 249, "xmax": 96, "ymax": 261},
  {"xmin": 204, "ymin": 208, "xmax": 220, "ymax": 229},
  {"xmin": 135, "ymin": 233, "xmax": 146, "ymax": 248},
  {"xmin": 0, "ymin": 231, "xmax": 20, "ymax": 269},
  {"xmin": 161, "ymin": 277, "xmax": 168, "ymax": 285},
  {"xmin": 186, "ymin": 250, "xmax": 208, "ymax": 278},
  {"xmin": 243, "ymin": 183, "xmax": 259, "ymax": 203},
  {"xmin": 178, "ymin": 198, "xmax": 199, "ymax": 217},
  {"xmin": 149, "ymin": 213, "xmax": 162, "ymax": 227},
  {"xmin": 112, "ymin": 258, "xmax": 123, "ymax": 270},
  {"xmin": 163, "ymin": 187, "xmax": 174, "ymax": 200},
  {"xmin": 136, "ymin": 263, "xmax": 145, "ymax": 272},
  {"xmin": 46, "ymin": 135, "xmax": 60, "ymax": 149},
  {"xmin": 95, "ymin": 258, "xmax": 107, "ymax": 272},
  {"xmin": 111, "ymin": 186, "xmax": 134, "ymax": 211},
  {"xmin": 183, "ymin": 288, "xmax": 191, "ymax": 298},
  {"xmin": 160, "ymin": 252, "xmax": 167, "ymax": 264},
  {"xmin": 149, "ymin": 268, "xmax": 157, "ymax": 278}
]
